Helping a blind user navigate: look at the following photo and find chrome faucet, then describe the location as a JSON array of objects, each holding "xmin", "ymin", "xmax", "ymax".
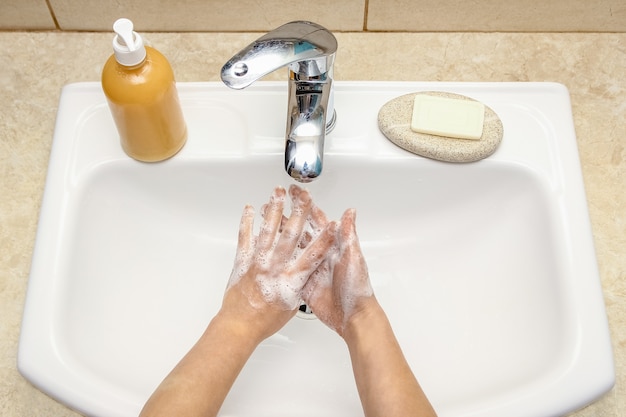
[{"xmin": 221, "ymin": 21, "xmax": 337, "ymax": 182}]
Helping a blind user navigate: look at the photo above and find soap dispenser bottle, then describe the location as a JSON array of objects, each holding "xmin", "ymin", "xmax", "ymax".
[{"xmin": 102, "ymin": 18, "xmax": 187, "ymax": 162}]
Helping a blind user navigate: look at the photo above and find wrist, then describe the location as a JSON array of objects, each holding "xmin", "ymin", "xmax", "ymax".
[
  {"xmin": 342, "ymin": 297, "xmax": 387, "ymax": 344},
  {"xmin": 208, "ymin": 311, "xmax": 265, "ymax": 352}
]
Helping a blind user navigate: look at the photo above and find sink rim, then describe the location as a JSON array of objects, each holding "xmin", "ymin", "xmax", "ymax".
[{"xmin": 18, "ymin": 81, "xmax": 614, "ymax": 417}]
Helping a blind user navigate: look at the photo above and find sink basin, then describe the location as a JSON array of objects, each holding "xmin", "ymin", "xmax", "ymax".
[{"xmin": 19, "ymin": 81, "xmax": 614, "ymax": 417}]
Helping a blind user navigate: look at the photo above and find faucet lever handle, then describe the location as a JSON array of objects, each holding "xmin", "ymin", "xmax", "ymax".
[{"xmin": 221, "ymin": 21, "xmax": 337, "ymax": 89}]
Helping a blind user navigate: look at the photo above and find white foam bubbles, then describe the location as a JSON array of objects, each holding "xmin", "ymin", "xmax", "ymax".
[{"xmin": 256, "ymin": 273, "xmax": 302, "ymax": 311}]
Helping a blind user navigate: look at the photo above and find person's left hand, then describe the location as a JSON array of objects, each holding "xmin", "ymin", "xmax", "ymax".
[{"xmin": 217, "ymin": 186, "xmax": 337, "ymax": 344}]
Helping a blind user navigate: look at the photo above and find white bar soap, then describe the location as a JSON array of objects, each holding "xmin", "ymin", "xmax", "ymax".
[{"xmin": 410, "ymin": 94, "xmax": 485, "ymax": 140}]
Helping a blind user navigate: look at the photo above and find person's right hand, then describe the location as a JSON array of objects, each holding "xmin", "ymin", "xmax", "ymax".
[{"xmin": 288, "ymin": 185, "xmax": 375, "ymax": 337}]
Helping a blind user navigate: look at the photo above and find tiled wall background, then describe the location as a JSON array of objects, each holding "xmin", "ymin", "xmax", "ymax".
[{"xmin": 1, "ymin": 0, "xmax": 625, "ymax": 32}]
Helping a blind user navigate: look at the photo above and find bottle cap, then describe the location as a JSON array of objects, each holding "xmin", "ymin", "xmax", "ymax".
[{"xmin": 112, "ymin": 18, "xmax": 146, "ymax": 66}]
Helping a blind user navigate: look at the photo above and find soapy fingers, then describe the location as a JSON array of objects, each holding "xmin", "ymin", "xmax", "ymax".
[
  {"xmin": 288, "ymin": 222, "xmax": 337, "ymax": 290},
  {"xmin": 256, "ymin": 187, "xmax": 286, "ymax": 253},
  {"xmin": 221, "ymin": 186, "xmax": 338, "ymax": 343},
  {"xmin": 228, "ymin": 204, "xmax": 256, "ymax": 287},
  {"xmin": 287, "ymin": 185, "xmax": 329, "ymax": 252},
  {"xmin": 273, "ymin": 189, "xmax": 312, "ymax": 262},
  {"xmin": 302, "ymin": 207, "xmax": 374, "ymax": 336},
  {"xmin": 335, "ymin": 208, "xmax": 374, "ymax": 312},
  {"xmin": 288, "ymin": 184, "xmax": 329, "ymax": 231},
  {"xmin": 271, "ymin": 185, "xmax": 335, "ymax": 294}
]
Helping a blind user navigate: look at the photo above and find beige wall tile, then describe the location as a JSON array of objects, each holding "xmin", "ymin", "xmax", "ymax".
[
  {"xmin": 367, "ymin": 0, "xmax": 626, "ymax": 32},
  {"xmin": 49, "ymin": 0, "xmax": 365, "ymax": 31},
  {"xmin": 0, "ymin": 0, "xmax": 56, "ymax": 30}
]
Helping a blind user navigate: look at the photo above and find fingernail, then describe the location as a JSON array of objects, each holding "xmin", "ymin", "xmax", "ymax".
[
  {"xmin": 327, "ymin": 220, "xmax": 339, "ymax": 236},
  {"xmin": 271, "ymin": 186, "xmax": 286, "ymax": 202},
  {"xmin": 288, "ymin": 184, "xmax": 301, "ymax": 196}
]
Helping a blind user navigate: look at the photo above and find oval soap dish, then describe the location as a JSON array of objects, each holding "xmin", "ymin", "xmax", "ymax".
[{"xmin": 378, "ymin": 91, "xmax": 503, "ymax": 163}]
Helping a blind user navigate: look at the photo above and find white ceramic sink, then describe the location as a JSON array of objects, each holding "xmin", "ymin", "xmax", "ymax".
[{"xmin": 19, "ymin": 82, "xmax": 614, "ymax": 417}]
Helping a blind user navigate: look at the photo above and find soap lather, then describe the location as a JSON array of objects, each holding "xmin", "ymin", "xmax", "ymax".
[{"xmin": 102, "ymin": 18, "xmax": 187, "ymax": 162}]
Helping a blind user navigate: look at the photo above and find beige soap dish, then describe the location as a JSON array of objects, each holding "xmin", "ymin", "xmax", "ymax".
[{"xmin": 378, "ymin": 91, "xmax": 504, "ymax": 163}]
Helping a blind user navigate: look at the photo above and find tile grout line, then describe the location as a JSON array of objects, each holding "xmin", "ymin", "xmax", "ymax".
[
  {"xmin": 363, "ymin": 0, "xmax": 369, "ymax": 31},
  {"xmin": 45, "ymin": 0, "xmax": 61, "ymax": 30}
]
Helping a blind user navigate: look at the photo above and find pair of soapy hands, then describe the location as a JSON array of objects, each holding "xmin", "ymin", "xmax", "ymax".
[{"xmin": 220, "ymin": 185, "xmax": 374, "ymax": 342}]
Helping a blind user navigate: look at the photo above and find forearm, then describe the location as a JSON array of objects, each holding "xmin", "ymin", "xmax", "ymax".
[
  {"xmin": 344, "ymin": 300, "xmax": 437, "ymax": 417},
  {"xmin": 139, "ymin": 314, "xmax": 260, "ymax": 417}
]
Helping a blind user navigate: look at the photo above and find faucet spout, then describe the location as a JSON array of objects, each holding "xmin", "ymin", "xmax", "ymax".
[{"xmin": 221, "ymin": 21, "xmax": 337, "ymax": 182}]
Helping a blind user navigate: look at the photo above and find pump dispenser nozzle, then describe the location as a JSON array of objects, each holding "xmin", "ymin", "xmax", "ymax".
[{"xmin": 112, "ymin": 18, "xmax": 146, "ymax": 66}]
